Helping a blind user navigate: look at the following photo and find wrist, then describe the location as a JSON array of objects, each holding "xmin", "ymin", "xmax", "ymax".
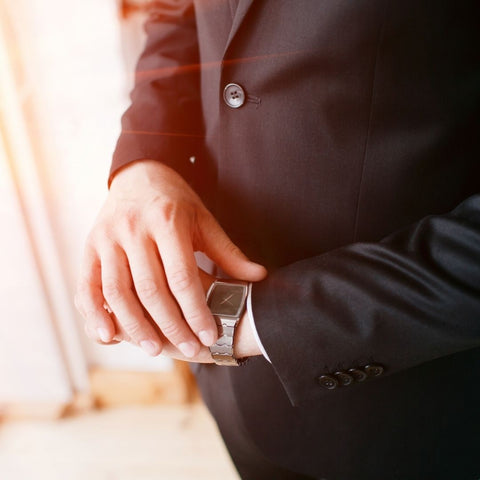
[
  {"xmin": 202, "ymin": 273, "xmax": 261, "ymax": 362},
  {"xmin": 235, "ymin": 309, "xmax": 262, "ymax": 358},
  {"xmin": 109, "ymin": 158, "xmax": 153, "ymax": 190},
  {"xmin": 109, "ymin": 159, "xmax": 177, "ymax": 192}
]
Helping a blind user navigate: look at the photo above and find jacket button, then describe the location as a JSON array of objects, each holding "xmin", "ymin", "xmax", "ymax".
[
  {"xmin": 334, "ymin": 371, "xmax": 353, "ymax": 387},
  {"xmin": 223, "ymin": 83, "xmax": 246, "ymax": 108},
  {"xmin": 365, "ymin": 364, "xmax": 384, "ymax": 377},
  {"xmin": 348, "ymin": 368, "xmax": 368, "ymax": 382},
  {"xmin": 318, "ymin": 375, "xmax": 338, "ymax": 390}
]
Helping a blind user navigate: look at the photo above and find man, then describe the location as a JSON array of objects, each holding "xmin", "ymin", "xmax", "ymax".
[{"xmin": 75, "ymin": 1, "xmax": 480, "ymax": 478}]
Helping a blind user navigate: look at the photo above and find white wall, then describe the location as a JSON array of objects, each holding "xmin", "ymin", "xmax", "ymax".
[
  {"xmin": 0, "ymin": 0, "xmax": 171, "ymax": 405},
  {"xmin": 0, "ymin": 134, "xmax": 73, "ymax": 403}
]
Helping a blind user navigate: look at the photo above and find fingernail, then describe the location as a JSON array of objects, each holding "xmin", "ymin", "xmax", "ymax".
[
  {"xmin": 199, "ymin": 330, "xmax": 215, "ymax": 347},
  {"xmin": 140, "ymin": 340, "xmax": 159, "ymax": 356},
  {"xmin": 97, "ymin": 328, "xmax": 111, "ymax": 343},
  {"xmin": 179, "ymin": 342, "xmax": 197, "ymax": 358}
]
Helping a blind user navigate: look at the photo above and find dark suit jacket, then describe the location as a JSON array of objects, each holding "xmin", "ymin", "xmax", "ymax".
[{"xmin": 111, "ymin": 1, "xmax": 480, "ymax": 478}]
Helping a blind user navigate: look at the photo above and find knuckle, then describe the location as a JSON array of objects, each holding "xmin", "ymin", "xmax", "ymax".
[
  {"xmin": 75, "ymin": 288, "xmax": 95, "ymax": 316},
  {"xmin": 168, "ymin": 268, "xmax": 195, "ymax": 293},
  {"xmin": 224, "ymin": 240, "xmax": 242, "ymax": 257},
  {"xmin": 185, "ymin": 310, "xmax": 208, "ymax": 328},
  {"xmin": 198, "ymin": 208, "xmax": 216, "ymax": 229},
  {"xmin": 121, "ymin": 319, "xmax": 144, "ymax": 339},
  {"xmin": 160, "ymin": 321, "xmax": 185, "ymax": 342},
  {"xmin": 75, "ymin": 279, "xmax": 90, "ymax": 299},
  {"xmin": 82, "ymin": 308, "xmax": 97, "ymax": 322},
  {"xmin": 102, "ymin": 279, "xmax": 124, "ymax": 302},
  {"xmin": 135, "ymin": 278, "xmax": 161, "ymax": 302}
]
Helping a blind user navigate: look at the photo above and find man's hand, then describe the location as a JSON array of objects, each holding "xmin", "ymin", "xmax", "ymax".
[
  {"xmin": 75, "ymin": 160, "xmax": 267, "ymax": 359},
  {"xmin": 83, "ymin": 268, "xmax": 263, "ymax": 363}
]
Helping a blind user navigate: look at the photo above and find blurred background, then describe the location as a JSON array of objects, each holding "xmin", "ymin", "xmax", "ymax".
[{"xmin": 0, "ymin": 0, "xmax": 238, "ymax": 478}]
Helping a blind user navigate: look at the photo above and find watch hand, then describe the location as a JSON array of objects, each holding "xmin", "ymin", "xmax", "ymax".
[{"xmin": 220, "ymin": 294, "xmax": 234, "ymax": 306}]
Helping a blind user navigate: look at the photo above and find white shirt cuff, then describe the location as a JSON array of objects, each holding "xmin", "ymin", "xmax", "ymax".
[{"xmin": 246, "ymin": 283, "xmax": 271, "ymax": 363}]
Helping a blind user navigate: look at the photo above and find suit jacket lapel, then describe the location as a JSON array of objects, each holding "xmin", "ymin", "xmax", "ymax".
[{"xmin": 223, "ymin": 0, "xmax": 255, "ymax": 56}]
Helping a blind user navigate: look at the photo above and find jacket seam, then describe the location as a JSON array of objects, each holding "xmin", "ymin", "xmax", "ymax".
[{"xmin": 352, "ymin": 2, "xmax": 389, "ymax": 242}]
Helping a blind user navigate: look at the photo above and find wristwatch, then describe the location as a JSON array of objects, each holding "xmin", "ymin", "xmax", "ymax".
[{"xmin": 206, "ymin": 279, "xmax": 249, "ymax": 366}]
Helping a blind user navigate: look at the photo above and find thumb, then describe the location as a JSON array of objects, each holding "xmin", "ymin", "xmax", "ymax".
[{"xmin": 199, "ymin": 213, "xmax": 267, "ymax": 282}]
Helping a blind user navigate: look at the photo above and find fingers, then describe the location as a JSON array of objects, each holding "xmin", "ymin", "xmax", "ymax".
[
  {"xmin": 125, "ymin": 237, "xmax": 203, "ymax": 358},
  {"xmin": 75, "ymin": 248, "xmax": 117, "ymax": 344},
  {"xmin": 84, "ymin": 323, "xmax": 122, "ymax": 345},
  {"xmin": 199, "ymin": 211, "xmax": 268, "ymax": 281},
  {"xmin": 100, "ymin": 244, "xmax": 163, "ymax": 356},
  {"xmin": 75, "ymin": 244, "xmax": 155, "ymax": 352},
  {"xmin": 155, "ymin": 224, "xmax": 218, "ymax": 349}
]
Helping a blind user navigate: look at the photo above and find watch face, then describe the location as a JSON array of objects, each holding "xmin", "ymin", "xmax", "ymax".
[{"xmin": 207, "ymin": 283, "xmax": 247, "ymax": 317}]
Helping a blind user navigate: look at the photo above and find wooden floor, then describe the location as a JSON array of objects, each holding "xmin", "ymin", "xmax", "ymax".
[{"xmin": 0, "ymin": 403, "xmax": 240, "ymax": 480}]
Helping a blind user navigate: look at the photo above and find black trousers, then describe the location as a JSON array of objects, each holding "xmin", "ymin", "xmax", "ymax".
[
  {"xmin": 191, "ymin": 348, "xmax": 480, "ymax": 480},
  {"xmin": 192, "ymin": 362, "xmax": 315, "ymax": 480}
]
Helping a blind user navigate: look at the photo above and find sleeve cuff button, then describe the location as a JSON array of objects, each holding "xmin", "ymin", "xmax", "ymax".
[
  {"xmin": 318, "ymin": 375, "xmax": 339, "ymax": 390},
  {"xmin": 364, "ymin": 364, "xmax": 384, "ymax": 377},
  {"xmin": 347, "ymin": 368, "xmax": 368, "ymax": 382},
  {"xmin": 334, "ymin": 371, "xmax": 354, "ymax": 386}
]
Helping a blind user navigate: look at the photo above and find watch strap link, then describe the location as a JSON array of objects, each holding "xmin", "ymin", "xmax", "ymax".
[{"xmin": 210, "ymin": 317, "xmax": 240, "ymax": 366}]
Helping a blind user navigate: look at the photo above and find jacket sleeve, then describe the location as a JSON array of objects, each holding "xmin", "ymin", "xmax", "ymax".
[
  {"xmin": 252, "ymin": 193, "xmax": 480, "ymax": 406},
  {"xmin": 109, "ymin": 0, "xmax": 204, "ymax": 186}
]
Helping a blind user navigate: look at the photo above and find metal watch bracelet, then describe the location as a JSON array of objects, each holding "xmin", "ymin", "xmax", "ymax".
[{"xmin": 206, "ymin": 280, "xmax": 249, "ymax": 366}]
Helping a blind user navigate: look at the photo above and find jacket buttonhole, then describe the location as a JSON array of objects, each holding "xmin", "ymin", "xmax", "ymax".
[{"xmin": 247, "ymin": 95, "xmax": 261, "ymax": 107}]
